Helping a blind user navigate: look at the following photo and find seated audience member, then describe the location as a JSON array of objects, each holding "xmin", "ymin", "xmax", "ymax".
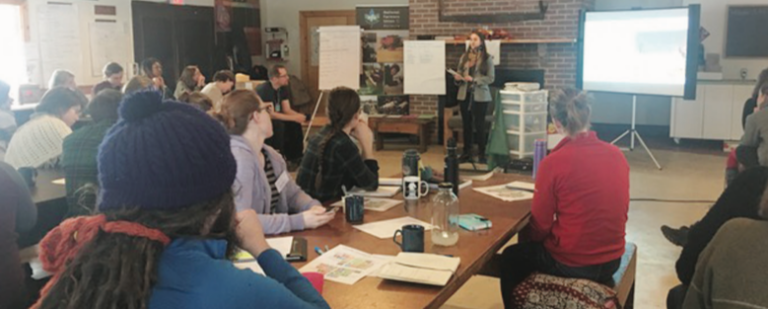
[
  {"xmin": 122, "ymin": 75, "xmax": 154, "ymax": 95},
  {"xmin": 297, "ymin": 87, "xmax": 379, "ymax": 203},
  {"xmin": 665, "ymin": 166, "xmax": 768, "ymax": 309},
  {"xmin": 174, "ymin": 65, "xmax": 206, "ymax": 99},
  {"xmin": 32, "ymin": 91, "xmax": 330, "ymax": 309},
  {"xmin": 216, "ymin": 90, "xmax": 333, "ymax": 235},
  {"xmin": 61, "ymin": 89, "xmax": 122, "ymax": 217},
  {"xmin": 92, "ymin": 62, "xmax": 124, "ymax": 95},
  {"xmin": 0, "ymin": 80, "xmax": 17, "ymax": 161},
  {"xmin": 681, "ymin": 213, "xmax": 768, "ymax": 307},
  {"xmin": 178, "ymin": 92, "xmax": 214, "ymax": 112},
  {"xmin": 736, "ymin": 82, "xmax": 768, "ymax": 168},
  {"xmin": 498, "ymin": 89, "xmax": 629, "ymax": 308},
  {"xmin": 5, "ymin": 87, "xmax": 84, "ymax": 169},
  {"xmin": 257, "ymin": 64, "xmax": 307, "ymax": 167},
  {"xmin": 48, "ymin": 69, "xmax": 88, "ymax": 109},
  {"xmin": 0, "ymin": 161, "xmax": 36, "ymax": 309},
  {"xmin": 661, "ymin": 80, "xmax": 768, "ymax": 247},
  {"xmin": 201, "ymin": 70, "xmax": 235, "ymax": 109},
  {"xmin": 141, "ymin": 57, "xmax": 174, "ymax": 99}
]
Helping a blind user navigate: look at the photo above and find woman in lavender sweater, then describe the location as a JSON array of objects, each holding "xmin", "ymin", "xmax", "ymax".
[{"xmin": 216, "ymin": 90, "xmax": 335, "ymax": 235}]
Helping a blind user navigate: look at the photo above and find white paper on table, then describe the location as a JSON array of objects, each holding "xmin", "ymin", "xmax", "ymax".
[
  {"xmin": 473, "ymin": 184, "xmax": 533, "ymax": 202},
  {"xmin": 394, "ymin": 253, "xmax": 460, "ymax": 272},
  {"xmin": 465, "ymin": 40, "xmax": 501, "ymax": 66},
  {"xmin": 378, "ymin": 253, "xmax": 460, "ymax": 286},
  {"xmin": 52, "ymin": 178, "xmax": 65, "ymax": 185},
  {"xmin": 298, "ymin": 245, "xmax": 389, "ymax": 285},
  {"xmin": 234, "ymin": 236, "xmax": 294, "ymax": 261},
  {"xmin": 505, "ymin": 181, "xmax": 535, "ymax": 192},
  {"xmin": 379, "ymin": 178, "xmax": 403, "ymax": 186},
  {"xmin": 348, "ymin": 186, "xmax": 401, "ymax": 198},
  {"xmin": 368, "ymin": 254, "xmax": 396, "ymax": 277},
  {"xmin": 463, "ymin": 171, "xmax": 495, "ymax": 182},
  {"xmin": 331, "ymin": 197, "xmax": 402, "ymax": 212},
  {"xmin": 353, "ymin": 216, "xmax": 433, "ymax": 239}
]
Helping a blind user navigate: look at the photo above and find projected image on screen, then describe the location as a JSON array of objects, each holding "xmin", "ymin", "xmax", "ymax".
[{"xmin": 583, "ymin": 9, "xmax": 690, "ymax": 96}]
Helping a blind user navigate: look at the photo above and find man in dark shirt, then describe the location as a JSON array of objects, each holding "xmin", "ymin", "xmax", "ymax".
[{"xmin": 256, "ymin": 65, "xmax": 307, "ymax": 168}]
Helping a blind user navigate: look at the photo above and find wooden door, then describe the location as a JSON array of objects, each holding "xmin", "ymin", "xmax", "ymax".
[{"xmin": 300, "ymin": 10, "xmax": 355, "ymax": 123}]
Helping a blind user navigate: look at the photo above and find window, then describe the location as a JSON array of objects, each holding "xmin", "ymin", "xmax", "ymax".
[{"xmin": 0, "ymin": 4, "xmax": 28, "ymax": 101}]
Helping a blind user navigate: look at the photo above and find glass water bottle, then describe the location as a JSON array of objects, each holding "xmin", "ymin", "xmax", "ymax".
[{"xmin": 432, "ymin": 183, "xmax": 460, "ymax": 246}]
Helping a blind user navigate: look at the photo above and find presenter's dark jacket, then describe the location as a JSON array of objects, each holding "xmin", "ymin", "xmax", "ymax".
[{"xmin": 455, "ymin": 54, "xmax": 495, "ymax": 103}]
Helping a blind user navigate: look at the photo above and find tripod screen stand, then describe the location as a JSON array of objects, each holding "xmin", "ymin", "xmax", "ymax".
[{"xmin": 610, "ymin": 95, "xmax": 663, "ymax": 170}]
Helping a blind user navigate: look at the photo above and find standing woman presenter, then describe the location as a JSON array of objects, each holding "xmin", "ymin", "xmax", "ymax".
[{"xmin": 452, "ymin": 31, "xmax": 495, "ymax": 164}]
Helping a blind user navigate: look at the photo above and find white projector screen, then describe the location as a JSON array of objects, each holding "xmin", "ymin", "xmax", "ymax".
[{"xmin": 582, "ymin": 8, "xmax": 695, "ymax": 97}]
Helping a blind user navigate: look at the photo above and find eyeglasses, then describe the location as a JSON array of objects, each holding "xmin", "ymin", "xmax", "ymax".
[{"xmin": 278, "ymin": 75, "xmax": 289, "ymax": 79}]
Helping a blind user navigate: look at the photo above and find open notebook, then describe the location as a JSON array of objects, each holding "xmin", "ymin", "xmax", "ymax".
[
  {"xmin": 377, "ymin": 253, "xmax": 461, "ymax": 286},
  {"xmin": 348, "ymin": 185, "xmax": 401, "ymax": 198}
]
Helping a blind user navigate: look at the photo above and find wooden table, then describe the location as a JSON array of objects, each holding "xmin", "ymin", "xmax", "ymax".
[
  {"xmin": 369, "ymin": 115, "xmax": 437, "ymax": 153},
  {"xmin": 287, "ymin": 174, "xmax": 532, "ymax": 309},
  {"xmin": 31, "ymin": 169, "xmax": 66, "ymax": 204}
]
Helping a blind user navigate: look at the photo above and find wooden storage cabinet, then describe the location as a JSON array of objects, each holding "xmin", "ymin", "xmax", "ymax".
[{"xmin": 671, "ymin": 82, "xmax": 754, "ymax": 141}]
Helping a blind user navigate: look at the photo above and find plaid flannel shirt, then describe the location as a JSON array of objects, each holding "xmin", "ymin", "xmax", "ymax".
[
  {"xmin": 61, "ymin": 120, "xmax": 114, "ymax": 217},
  {"xmin": 296, "ymin": 126, "xmax": 379, "ymax": 203}
]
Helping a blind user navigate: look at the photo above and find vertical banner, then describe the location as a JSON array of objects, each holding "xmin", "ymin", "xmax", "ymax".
[{"xmin": 356, "ymin": 5, "xmax": 409, "ymax": 115}]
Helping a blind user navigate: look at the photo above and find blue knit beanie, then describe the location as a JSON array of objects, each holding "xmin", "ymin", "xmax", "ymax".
[{"xmin": 97, "ymin": 90, "xmax": 236, "ymax": 211}]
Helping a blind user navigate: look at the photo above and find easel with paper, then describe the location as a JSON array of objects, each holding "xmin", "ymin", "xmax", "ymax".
[
  {"xmin": 403, "ymin": 41, "xmax": 446, "ymax": 95},
  {"xmin": 305, "ymin": 26, "xmax": 362, "ymax": 142}
]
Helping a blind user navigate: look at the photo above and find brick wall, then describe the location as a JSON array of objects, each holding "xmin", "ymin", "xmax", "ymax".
[{"xmin": 408, "ymin": 0, "xmax": 593, "ymax": 116}]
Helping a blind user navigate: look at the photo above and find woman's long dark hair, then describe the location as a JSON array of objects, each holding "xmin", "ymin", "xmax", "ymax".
[
  {"xmin": 38, "ymin": 192, "xmax": 239, "ymax": 309},
  {"xmin": 459, "ymin": 31, "xmax": 490, "ymax": 76},
  {"xmin": 179, "ymin": 66, "xmax": 200, "ymax": 91},
  {"xmin": 314, "ymin": 87, "xmax": 361, "ymax": 191}
]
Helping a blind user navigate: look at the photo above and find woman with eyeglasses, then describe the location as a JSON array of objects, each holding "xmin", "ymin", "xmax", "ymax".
[{"xmin": 214, "ymin": 90, "xmax": 334, "ymax": 235}]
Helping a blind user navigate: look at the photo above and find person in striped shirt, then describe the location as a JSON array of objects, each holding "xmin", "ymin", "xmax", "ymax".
[{"xmin": 215, "ymin": 90, "xmax": 334, "ymax": 235}]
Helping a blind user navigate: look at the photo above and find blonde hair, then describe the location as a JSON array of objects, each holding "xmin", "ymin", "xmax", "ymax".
[
  {"xmin": 48, "ymin": 70, "xmax": 75, "ymax": 89},
  {"xmin": 549, "ymin": 88, "xmax": 591, "ymax": 136}
]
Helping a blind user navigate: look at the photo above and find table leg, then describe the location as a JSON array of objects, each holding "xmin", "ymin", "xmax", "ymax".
[
  {"xmin": 419, "ymin": 124, "xmax": 427, "ymax": 153},
  {"xmin": 375, "ymin": 123, "xmax": 384, "ymax": 151}
]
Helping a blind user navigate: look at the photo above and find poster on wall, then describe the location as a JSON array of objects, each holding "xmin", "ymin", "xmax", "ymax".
[
  {"xmin": 357, "ymin": 5, "xmax": 408, "ymax": 115},
  {"xmin": 356, "ymin": 5, "xmax": 409, "ymax": 30}
]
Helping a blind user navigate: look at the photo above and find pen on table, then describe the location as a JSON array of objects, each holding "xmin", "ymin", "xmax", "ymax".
[
  {"xmin": 325, "ymin": 245, "xmax": 330, "ymax": 252},
  {"xmin": 314, "ymin": 246, "xmax": 324, "ymax": 255}
]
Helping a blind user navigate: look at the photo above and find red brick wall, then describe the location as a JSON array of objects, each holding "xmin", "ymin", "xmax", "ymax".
[{"xmin": 408, "ymin": 0, "xmax": 594, "ymax": 116}]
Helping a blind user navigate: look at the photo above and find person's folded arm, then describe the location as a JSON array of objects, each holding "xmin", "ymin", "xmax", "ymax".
[{"xmin": 339, "ymin": 142, "xmax": 379, "ymax": 191}]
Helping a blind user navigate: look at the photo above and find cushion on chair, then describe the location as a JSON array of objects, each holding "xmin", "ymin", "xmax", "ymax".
[
  {"xmin": 511, "ymin": 273, "xmax": 619, "ymax": 309},
  {"xmin": 612, "ymin": 242, "xmax": 637, "ymax": 287}
]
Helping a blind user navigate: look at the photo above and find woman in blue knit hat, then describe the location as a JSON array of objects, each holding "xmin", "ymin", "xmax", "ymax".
[
  {"xmin": 32, "ymin": 91, "xmax": 330, "ymax": 309},
  {"xmin": 217, "ymin": 90, "xmax": 335, "ymax": 235}
]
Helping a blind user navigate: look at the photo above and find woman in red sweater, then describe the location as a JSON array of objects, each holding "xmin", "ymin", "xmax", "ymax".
[{"xmin": 499, "ymin": 89, "xmax": 629, "ymax": 307}]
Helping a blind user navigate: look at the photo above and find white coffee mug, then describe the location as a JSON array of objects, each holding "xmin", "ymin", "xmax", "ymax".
[{"xmin": 402, "ymin": 176, "xmax": 429, "ymax": 200}]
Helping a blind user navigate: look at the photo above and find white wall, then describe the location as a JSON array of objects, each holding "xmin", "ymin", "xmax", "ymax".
[
  {"xmin": 684, "ymin": 0, "xmax": 768, "ymax": 80},
  {"xmin": 259, "ymin": 0, "xmax": 407, "ymax": 75},
  {"xmin": 26, "ymin": 0, "xmax": 135, "ymax": 88}
]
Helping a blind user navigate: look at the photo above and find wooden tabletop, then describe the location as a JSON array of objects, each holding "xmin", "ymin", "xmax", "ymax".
[
  {"xmin": 287, "ymin": 173, "xmax": 532, "ymax": 309},
  {"xmin": 31, "ymin": 169, "xmax": 66, "ymax": 205}
]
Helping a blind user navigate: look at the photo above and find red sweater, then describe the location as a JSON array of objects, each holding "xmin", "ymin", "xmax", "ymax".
[{"xmin": 529, "ymin": 131, "xmax": 629, "ymax": 267}]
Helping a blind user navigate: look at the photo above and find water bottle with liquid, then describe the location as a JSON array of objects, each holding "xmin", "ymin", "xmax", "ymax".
[{"xmin": 431, "ymin": 182, "xmax": 460, "ymax": 246}]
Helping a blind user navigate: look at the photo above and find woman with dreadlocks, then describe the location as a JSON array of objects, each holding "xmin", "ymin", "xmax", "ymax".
[
  {"xmin": 216, "ymin": 90, "xmax": 334, "ymax": 235},
  {"xmin": 33, "ymin": 91, "xmax": 329, "ymax": 309},
  {"xmin": 297, "ymin": 87, "xmax": 379, "ymax": 203}
]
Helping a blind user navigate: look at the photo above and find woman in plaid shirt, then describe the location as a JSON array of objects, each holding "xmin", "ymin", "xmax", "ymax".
[{"xmin": 297, "ymin": 87, "xmax": 379, "ymax": 203}]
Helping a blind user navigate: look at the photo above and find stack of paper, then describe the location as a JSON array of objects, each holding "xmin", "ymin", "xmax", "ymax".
[
  {"xmin": 298, "ymin": 245, "xmax": 390, "ymax": 285},
  {"xmin": 473, "ymin": 183, "xmax": 533, "ymax": 202},
  {"xmin": 353, "ymin": 216, "xmax": 433, "ymax": 239},
  {"xmin": 331, "ymin": 197, "xmax": 402, "ymax": 212},
  {"xmin": 234, "ymin": 237, "xmax": 294, "ymax": 275},
  {"xmin": 505, "ymin": 181, "xmax": 535, "ymax": 192},
  {"xmin": 377, "ymin": 253, "xmax": 461, "ymax": 286},
  {"xmin": 378, "ymin": 178, "xmax": 402, "ymax": 186},
  {"xmin": 348, "ymin": 186, "xmax": 401, "ymax": 198}
]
